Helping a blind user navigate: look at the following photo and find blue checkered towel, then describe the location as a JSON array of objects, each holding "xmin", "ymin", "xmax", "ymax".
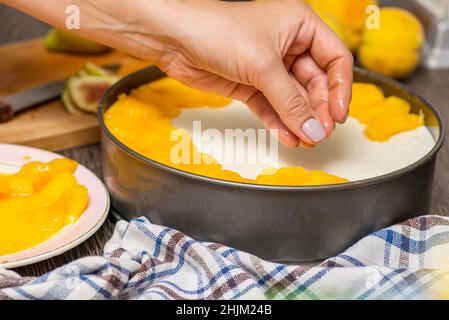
[{"xmin": 1, "ymin": 215, "xmax": 448, "ymax": 300}]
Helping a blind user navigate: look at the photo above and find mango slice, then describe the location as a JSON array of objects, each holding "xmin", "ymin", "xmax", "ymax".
[
  {"xmin": 0, "ymin": 159, "xmax": 88, "ymax": 256},
  {"xmin": 357, "ymin": 96, "xmax": 411, "ymax": 125},
  {"xmin": 349, "ymin": 82, "xmax": 385, "ymax": 117},
  {"xmin": 350, "ymin": 82, "xmax": 425, "ymax": 141},
  {"xmin": 365, "ymin": 113, "xmax": 424, "ymax": 142}
]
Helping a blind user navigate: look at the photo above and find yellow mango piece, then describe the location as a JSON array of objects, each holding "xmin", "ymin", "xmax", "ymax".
[
  {"xmin": 147, "ymin": 78, "xmax": 231, "ymax": 109},
  {"xmin": 0, "ymin": 176, "xmax": 34, "ymax": 198},
  {"xmin": 132, "ymin": 90, "xmax": 180, "ymax": 118},
  {"xmin": 0, "ymin": 159, "xmax": 88, "ymax": 256},
  {"xmin": 299, "ymin": 171, "xmax": 349, "ymax": 186},
  {"xmin": 59, "ymin": 185, "xmax": 89, "ymax": 224},
  {"xmin": 48, "ymin": 158, "xmax": 78, "ymax": 174},
  {"xmin": 350, "ymin": 83, "xmax": 424, "ymax": 141},
  {"xmin": 259, "ymin": 167, "xmax": 278, "ymax": 176},
  {"xmin": 365, "ymin": 113, "xmax": 424, "ymax": 142},
  {"xmin": 356, "ymin": 96, "xmax": 411, "ymax": 125},
  {"xmin": 256, "ymin": 167, "xmax": 348, "ymax": 186},
  {"xmin": 17, "ymin": 158, "xmax": 78, "ymax": 190},
  {"xmin": 0, "ymin": 196, "xmax": 35, "ymax": 219},
  {"xmin": 33, "ymin": 203, "xmax": 68, "ymax": 239},
  {"xmin": 256, "ymin": 167, "xmax": 309, "ymax": 186},
  {"xmin": 35, "ymin": 172, "xmax": 77, "ymax": 206},
  {"xmin": 349, "ymin": 83, "xmax": 385, "ymax": 117}
]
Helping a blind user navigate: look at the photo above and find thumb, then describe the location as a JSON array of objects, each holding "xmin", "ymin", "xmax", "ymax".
[{"xmin": 257, "ymin": 63, "xmax": 327, "ymax": 145}]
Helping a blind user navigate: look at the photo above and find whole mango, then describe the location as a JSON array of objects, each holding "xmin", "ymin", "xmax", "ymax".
[
  {"xmin": 357, "ymin": 7, "xmax": 424, "ymax": 79},
  {"xmin": 310, "ymin": 0, "xmax": 378, "ymax": 52},
  {"xmin": 312, "ymin": 8, "xmax": 348, "ymax": 46}
]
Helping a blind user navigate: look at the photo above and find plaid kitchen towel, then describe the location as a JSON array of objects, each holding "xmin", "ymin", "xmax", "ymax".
[{"xmin": 0, "ymin": 215, "xmax": 448, "ymax": 300}]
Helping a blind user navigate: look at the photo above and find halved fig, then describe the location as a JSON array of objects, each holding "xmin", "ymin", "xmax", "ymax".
[
  {"xmin": 61, "ymin": 88, "xmax": 84, "ymax": 115},
  {"xmin": 75, "ymin": 69, "xmax": 89, "ymax": 77},
  {"xmin": 67, "ymin": 76, "xmax": 119, "ymax": 113}
]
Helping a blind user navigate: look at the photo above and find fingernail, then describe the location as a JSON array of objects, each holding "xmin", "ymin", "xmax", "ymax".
[
  {"xmin": 302, "ymin": 118, "xmax": 326, "ymax": 142},
  {"xmin": 323, "ymin": 120, "xmax": 334, "ymax": 136},
  {"xmin": 338, "ymin": 98, "xmax": 348, "ymax": 124}
]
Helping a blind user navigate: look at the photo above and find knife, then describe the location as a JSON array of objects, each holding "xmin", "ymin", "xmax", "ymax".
[{"xmin": 0, "ymin": 63, "xmax": 121, "ymax": 123}]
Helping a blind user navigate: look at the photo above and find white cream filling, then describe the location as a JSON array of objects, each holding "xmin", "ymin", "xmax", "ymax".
[{"xmin": 172, "ymin": 100, "xmax": 436, "ymax": 181}]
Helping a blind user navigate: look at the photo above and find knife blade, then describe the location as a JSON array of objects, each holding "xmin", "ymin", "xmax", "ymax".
[
  {"xmin": 0, "ymin": 63, "xmax": 121, "ymax": 123},
  {"xmin": 0, "ymin": 80, "xmax": 65, "ymax": 123}
]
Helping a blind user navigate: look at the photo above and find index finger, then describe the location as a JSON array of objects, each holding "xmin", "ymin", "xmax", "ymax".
[{"xmin": 309, "ymin": 19, "xmax": 353, "ymax": 123}]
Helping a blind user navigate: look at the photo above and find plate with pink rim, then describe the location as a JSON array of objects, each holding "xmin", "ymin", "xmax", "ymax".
[{"xmin": 0, "ymin": 144, "xmax": 110, "ymax": 269}]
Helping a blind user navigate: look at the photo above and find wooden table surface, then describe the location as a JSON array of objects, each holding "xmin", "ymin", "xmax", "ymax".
[{"xmin": 2, "ymin": 4, "xmax": 449, "ymax": 277}]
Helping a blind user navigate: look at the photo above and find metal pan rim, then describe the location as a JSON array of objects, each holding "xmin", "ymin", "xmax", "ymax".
[{"xmin": 98, "ymin": 66, "xmax": 445, "ymax": 193}]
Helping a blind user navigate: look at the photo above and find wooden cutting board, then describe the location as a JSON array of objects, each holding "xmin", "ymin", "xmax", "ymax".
[{"xmin": 0, "ymin": 38, "xmax": 148, "ymax": 151}]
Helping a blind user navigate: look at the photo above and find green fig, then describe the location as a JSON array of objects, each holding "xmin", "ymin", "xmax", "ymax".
[
  {"xmin": 83, "ymin": 62, "xmax": 112, "ymax": 76},
  {"xmin": 67, "ymin": 76, "xmax": 119, "ymax": 112},
  {"xmin": 61, "ymin": 88, "xmax": 84, "ymax": 115},
  {"xmin": 44, "ymin": 28, "xmax": 110, "ymax": 54}
]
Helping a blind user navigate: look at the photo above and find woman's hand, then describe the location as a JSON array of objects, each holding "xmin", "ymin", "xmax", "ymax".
[
  {"xmin": 3, "ymin": 0, "xmax": 353, "ymax": 147},
  {"xmin": 154, "ymin": 0, "xmax": 353, "ymax": 147}
]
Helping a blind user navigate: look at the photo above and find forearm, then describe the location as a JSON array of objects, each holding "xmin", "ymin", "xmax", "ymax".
[
  {"xmin": 2, "ymin": 0, "xmax": 352, "ymax": 146},
  {"xmin": 1, "ymin": 0, "xmax": 210, "ymax": 62}
]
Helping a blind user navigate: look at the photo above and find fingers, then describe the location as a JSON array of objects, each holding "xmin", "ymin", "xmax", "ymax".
[
  {"xmin": 308, "ymin": 18, "xmax": 354, "ymax": 123},
  {"xmin": 291, "ymin": 53, "xmax": 334, "ymax": 137},
  {"xmin": 257, "ymin": 61, "xmax": 326, "ymax": 145},
  {"xmin": 229, "ymin": 84, "xmax": 300, "ymax": 148},
  {"xmin": 178, "ymin": 71, "xmax": 300, "ymax": 147}
]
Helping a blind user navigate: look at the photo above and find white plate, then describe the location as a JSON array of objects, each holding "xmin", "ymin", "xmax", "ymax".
[{"xmin": 0, "ymin": 144, "xmax": 110, "ymax": 269}]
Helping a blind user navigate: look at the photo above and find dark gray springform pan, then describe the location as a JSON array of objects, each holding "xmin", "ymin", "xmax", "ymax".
[{"xmin": 98, "ymin": 66, "xmax": 445, "ymax": 263}]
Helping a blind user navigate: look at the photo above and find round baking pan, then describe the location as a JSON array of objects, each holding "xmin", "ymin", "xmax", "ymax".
[{"xmin": 98, "ymin": 66, "xmax": 445, "ymax": 263}]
